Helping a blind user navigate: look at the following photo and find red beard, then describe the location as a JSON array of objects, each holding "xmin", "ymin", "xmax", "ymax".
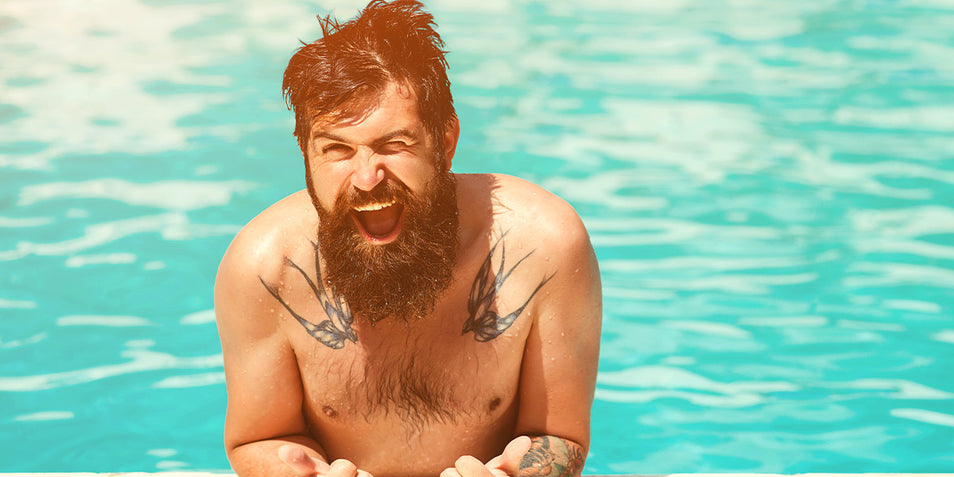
[{"xmin": 311, "ymin": 171, "xmax": 459, "ymax": 324}]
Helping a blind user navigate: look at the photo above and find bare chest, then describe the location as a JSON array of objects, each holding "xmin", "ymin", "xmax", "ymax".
[
  {"xmin": 284, "ymin": 303, "xmax": 529, "ymax": 473},
  {"xmin": 266, "ymin": 216, "xmax": 550, "ymax": 473}
]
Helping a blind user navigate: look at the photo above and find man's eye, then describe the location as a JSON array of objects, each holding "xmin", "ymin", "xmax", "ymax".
[
  {"xmin": 321, "ymin": 144, "xmax": 352, "ymax": 158},
  {"xmin": 379, "ymin": 141, "xmax": 409, "ymax": 154}
]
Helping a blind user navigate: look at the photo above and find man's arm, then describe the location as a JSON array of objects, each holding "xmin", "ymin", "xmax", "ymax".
[
  {"xmin": 444, "ymin": 191, "xmax": 601, "ymax": 477},
  {"xmin": 215, "ymin": 223, "xmax": 368, "ymax": 477},
  {"xmin": 510, "ymin": 201, "xmax": 601, "ymax": 477},
  {"xmin": 515, "ymin": 436, "xmax": 587, "ymax": 476},
  {"xmin": 214, "ymin": 227, "xmax": 321, "ymax": 477}
]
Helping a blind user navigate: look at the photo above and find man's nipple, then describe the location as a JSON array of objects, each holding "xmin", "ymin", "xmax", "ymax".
[{"xmin": 322, "ymin": 405, "xmax": 338, "ymax": 418}]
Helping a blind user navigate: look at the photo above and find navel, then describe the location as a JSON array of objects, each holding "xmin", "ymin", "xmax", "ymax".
[
  {"xmin": 322, "ymin": 405, "xmax": 338, "ymax": 418},
  {"xmin": 488, "ymin": 397, "xmax": 501, "ymax": 412}
]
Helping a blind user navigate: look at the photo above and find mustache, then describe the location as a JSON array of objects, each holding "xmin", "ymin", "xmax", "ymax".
[{"xmin": 340, "ymin": 180, "xmax": 410, "ymax": 210}]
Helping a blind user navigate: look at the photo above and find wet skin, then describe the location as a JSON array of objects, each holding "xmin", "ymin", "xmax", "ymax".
[{"xmin": 214, "ymin": 83, "xmax": 601, "ymax": 477}]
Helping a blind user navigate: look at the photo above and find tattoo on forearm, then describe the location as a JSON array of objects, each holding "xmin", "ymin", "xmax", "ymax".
[
  {"xmin": 462, "ymin": 231, "xmax": 554, "ymax": 342},
  {"xmin": 259, "ymin": 241, "xmax": 357, "ymax": 349},
  {"xmin": 519, "ymin": 436, "xmax": 586, "ymax": 477}
]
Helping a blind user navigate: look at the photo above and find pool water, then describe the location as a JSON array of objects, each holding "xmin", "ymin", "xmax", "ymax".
[{"xmin": 2, "ymin": 0, "xmax": 953, "ymax": 473}]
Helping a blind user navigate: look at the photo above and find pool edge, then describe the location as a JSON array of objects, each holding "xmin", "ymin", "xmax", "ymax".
[{"xmin": 0, "ymin": 471, "xmax": 954, "ymax": 477}]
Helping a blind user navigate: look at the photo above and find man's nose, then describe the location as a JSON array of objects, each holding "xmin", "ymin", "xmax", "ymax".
[{"xmin": 350, "ymin": 146, "xmax": 385, "ymax": 191}]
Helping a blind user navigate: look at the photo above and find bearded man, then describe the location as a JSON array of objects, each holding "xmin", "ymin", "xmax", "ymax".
[{"xmin": 213, "ymin": 1, "xmax": 601, "ymax": 476}]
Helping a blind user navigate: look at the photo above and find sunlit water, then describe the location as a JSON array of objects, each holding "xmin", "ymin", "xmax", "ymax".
[{"xmin": 2, "ymin": 0, "xmax": 953, "ymax": 473}]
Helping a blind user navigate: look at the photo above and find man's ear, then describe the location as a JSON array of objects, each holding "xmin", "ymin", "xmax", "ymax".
[{"xmin": 441, "ymin": 115, "xmax": 460, "ymax": 172}]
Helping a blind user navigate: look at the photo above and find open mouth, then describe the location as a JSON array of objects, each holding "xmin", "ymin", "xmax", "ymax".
[{"xmin": 352, "ymin": 199, "xmax": 405, "ymax": 242}]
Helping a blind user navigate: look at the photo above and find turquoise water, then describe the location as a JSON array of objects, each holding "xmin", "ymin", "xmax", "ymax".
[{"xmin": 2, "ymin": 0, "xmax": 954, "ymax": 473}]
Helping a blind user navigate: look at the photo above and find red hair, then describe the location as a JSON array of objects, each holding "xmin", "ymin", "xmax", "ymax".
[{"xmin": 282, "ymin": 0, "xmax": 456, "ymax": 155}]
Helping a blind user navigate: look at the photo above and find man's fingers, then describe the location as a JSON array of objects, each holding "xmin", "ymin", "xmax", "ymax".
[
  {"xmin": 489, "ymin": 435, "xmax": 533, "ymax": 474},
  {"xmin": 441, "ymin": 467, "xmax": 463, "ymax": 477},
  {"xmin": 324, "ymin": 458, "xmax": 360, "ymax": 477},
  {"xmin": 454, "ymin": 455, "xmax": 493, "ymax": 477},
  {"xmin": 278, "ymin": 444, "xmax": 328, "ymax": 476},
  {"xmin": 504, "ymin": 435, "xmax": 533, "ymax": 460},
  {"xmin": 277, "ymin": 448, "xmax": 367, "ymax": 477}
]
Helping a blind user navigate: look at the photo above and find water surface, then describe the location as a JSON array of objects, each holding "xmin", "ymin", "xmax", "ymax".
[{"xmin": 1, "ymin": 0, "xmax": 953, "ymax": 473}]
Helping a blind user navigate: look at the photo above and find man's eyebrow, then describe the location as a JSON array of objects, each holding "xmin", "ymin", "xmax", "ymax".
[
  {"xmin": 311, "ymin": 131, "xmax": 349, "ymax": 143},
  {"xmin": 372, "ymin": 128, "xmax": 418, "ymax": 146},
  {"xmin": 311, "ymin": 128, "xmax": 419, "ymax": 145}
]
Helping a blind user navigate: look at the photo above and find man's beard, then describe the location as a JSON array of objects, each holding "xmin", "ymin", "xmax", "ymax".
[{"xmin": 312, "ymin": 171, "xmax": 459, "ymax": 324}]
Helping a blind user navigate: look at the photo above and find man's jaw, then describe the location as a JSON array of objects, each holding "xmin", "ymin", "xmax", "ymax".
[{"xmin": 352, "ymin": 199, "xmax": 405, "ymax": 244}]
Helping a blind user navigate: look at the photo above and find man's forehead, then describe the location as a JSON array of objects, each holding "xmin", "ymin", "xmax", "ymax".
[
  {"xmin": 309, "ymin": 83, "xmax": 425, "ymax": 141},
  {"xmin": 308, "ymin": 101, "xmax": 379, "ymax": 135}
]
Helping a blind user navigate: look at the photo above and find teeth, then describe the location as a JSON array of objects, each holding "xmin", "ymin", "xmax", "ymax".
[{"xmin": 353, "ymin": 200, "xmax": 395, "ymax": 212}]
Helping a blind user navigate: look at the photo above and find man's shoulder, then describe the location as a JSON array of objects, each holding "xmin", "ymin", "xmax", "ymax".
[
  {"xmin": 459, "ymin": 173, "xmax": 600, "ymax": 331},
  {"xmin": 215, "ymin": 190, "xmax": 316, "ymax": 293},
  {"xmin": 479, "ymin": 173, "xmax": 590, "ymax": 252}
]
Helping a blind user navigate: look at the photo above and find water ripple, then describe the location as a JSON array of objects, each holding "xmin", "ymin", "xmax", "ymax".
[
  {"xmin": 18, "ymin": 179, "xmax": 259, "ymax": 211},
  {"xmin": 0, "ymin": 349, "xmax": 222, "ymax": 392},
  {"xmin": 0, "ymin": 213, "xmax": 240, "ymax": 261},
  {"xmin": 891, "ymin": 408, "xmax": 954, "ymax": 428}
]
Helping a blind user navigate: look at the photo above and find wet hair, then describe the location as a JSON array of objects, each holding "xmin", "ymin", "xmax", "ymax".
[{"xmin": 282, "ymin": 0, "xmax": 455, "ymax": 155}]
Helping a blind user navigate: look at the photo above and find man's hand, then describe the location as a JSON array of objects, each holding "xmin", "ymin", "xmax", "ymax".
[
  {"xmin": 278, "ymin": 444, "xmax": 374, "ymax": 477},
  {"xmin": 440, "ymin": 436, "xmax": 532, "ymax": 477}
]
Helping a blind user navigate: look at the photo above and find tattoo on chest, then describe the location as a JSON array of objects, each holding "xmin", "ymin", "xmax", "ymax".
[
  {"xmin": 520, "ymin": 436, "xmax": 586, "ymax": 477},
  {"xmin": 463, "ymin": 232, "xmax": 554, "ymax": 342},
  {"xmin": 259, "ymin": 241, "xmax": 357, "ymax": 349}
]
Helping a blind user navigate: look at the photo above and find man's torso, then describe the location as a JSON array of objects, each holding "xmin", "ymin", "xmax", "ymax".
[{"xmin": 251, "ymin": 173, "xmax": 557, "ymax": 473}]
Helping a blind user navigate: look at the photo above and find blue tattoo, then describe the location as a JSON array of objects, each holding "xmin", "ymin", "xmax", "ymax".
[
  {"xmin": 259, "ymin": 241, "xmax": 356, "ymax": 349},
  {"xmin": 463, "ymin": 232, "xmax": 553, "ymax": 342}
]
